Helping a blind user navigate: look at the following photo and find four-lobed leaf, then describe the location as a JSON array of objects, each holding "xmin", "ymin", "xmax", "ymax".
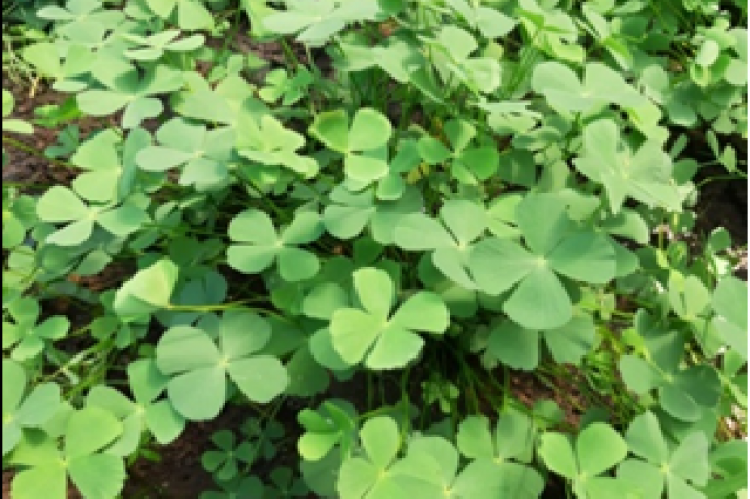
[
  {"xmin": 574, "ymin": 119, "xmax": 683, "ymax": 214},
  {"xmin": 3, "ymin": 297, "xmax": 70, "ymax": 361},
  {"xmin": 329, "ymin": 268, "xmax": 449, "ymax": 369},
  {"xmin": 227, "ymin": 209, "xmax": 324, "ymax": 282},
  {"xmin": 469, "ymin": 193, "xmax": 616, "ymax": 329},
  {"xmin": 617, "ymin": 411, "xmax": 710, "ymax": 498},
  {"xmin": 309, "ymin": 108, "xmax": 392, "ymax": 184},
  {"xmin": 155, "ymin": 311, "xmax": 289, "ymax": 420}
]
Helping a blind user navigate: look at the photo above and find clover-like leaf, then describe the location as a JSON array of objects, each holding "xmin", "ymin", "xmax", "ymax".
[
  {"xmin": 619, "ymin": 312, "xmax": 722, "ymax": 421},
  {"xmin": 532, "ymin": 61, "xmax": 643, "ymax": 113},
  {"xmin": 456, "ymin": 410, "xmax": 544, "ymax": 497},
  {"xmin": 36, "ymin": 186, "xmax": 150, "ymax": 246},
  {"xmin": 2, "ymin": 190, "xmax": 36, "ymax": 249},
  {"xmin": 202, "ymin": 429, "xmax": 256, "ymax": 481},
  {"xmin": 114, "ymin": 258, "xmax": 179, "ymax": 318},
  {"xmin": 227, "ymin": 209, "xmax": 323, "ymax": 282},
  {"xmin": 145, "ymin": 0, "xmax": 214, "ymax": 30},
  {"xmin": 485, "ymin": 314, "xmax": 595, "ymax": 370},
  {"xmin": 155, "ymin": 311, "xmax": 288, "ymax": 420},
  {"xmin": 310, "ymin": 108, "xmax": 392, "ymax": 183},
  {"xmin": 617, "ymin": 412, "xmax": 709, "ymax": 498},
  {"xmin": 264, "ymin": 0, "xmax": 381, "ymax": 46},
  {"xmin": 323, "ymin": 184, "xmax": 423, "ymax": 244},
  {"xmin": 298, "ymin": 400, "xmax": 357, "ymax": 461},
  {"xmin": 2, "ymin": 360, "xmax": 61, "ymax": 456},
  {"xmin": 237, "ymin": 113, "xmax": 318, "ymax": 178},
  {"xmin": 126, "ymin": 359, "xmax": 185, "ymax": 444},
  {"xmin": 3, "ymin": 297, "xmax": 70, "ymax": 361},
  {"xmin": 574, "ymin": 119, "xmax": 683, "ymax": 214},
  {"xmin": 469, "ymin": 193, "xmax": 616, "ymax": 329},
  {"xmin": 69, "ymin": 129, "xmax": 140, "ymax": 203},
  {"xmin": 77, "ymin": 57, "xmax": 183, "ymax": 128},
  {"xmin": 431, "ymin": 26, "xmax": 502, "ymax": 95},
  {"xmin": 395, "ymin": 200, "xmax": 487, "ymax": 289},
  {"xmin": 446, "ymin": 0, "xmax": 516, "ymax": 39},
  {"xmin": 258, "ymin": 67, "xmax": 313, "ymax": 106},
  {"xmin": 22, "ymin": 42, "xmax": 93, "ymax": 92},
  {"xmin": 136, "ymin": 117, "xmax": 236, "ymax": 190},
  {"xmin": 122, "ymin": 30, "xmax": 204, "ymax": 61},
  {"xmin": 417, "ymin": 119, "xmax": 499, "ymax": 185},
  {"xmin": 337, "ymin": 416, "xmax": 406, "ymax": 498},
  {"xmin": 9, "ymin": 406, "xmax": 126, "ymax": 499},
  {"xmin": 329, "ymin": 268, "xmax": 448, "ymax": 369},
  {"xmin": 539, "ymin": 423, "xmax": 628, "ymax": 497},
  {"xmin": 711, "ymin": 276, "xmax": 747, "ymax": 359}
]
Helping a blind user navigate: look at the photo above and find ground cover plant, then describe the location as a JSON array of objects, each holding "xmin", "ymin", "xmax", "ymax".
[{"xmin": 2, "ymin": 0, "xmax": 748, "ymax": 497}]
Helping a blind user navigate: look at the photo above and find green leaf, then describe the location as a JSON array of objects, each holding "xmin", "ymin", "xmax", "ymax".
[
  {"xmin": 576, "ymin": 423, "xmax": 628, "ymax": 477},
  {"xmin": 548, "ymin": 233, "xmax": 616, "ymax": 283},
  {"xmin": 574, "ymin": 120, "xmax": 683, "ymax": 213},
  {"xmin": 532, "ymin": 62, "xmax": 642, "ymax": 112},
  {"xmin": 167, "ymin": 367, "xmax": 226, "ymax": 421},
  {"xmin": 539, "ymin": 432, "xmax": 577, "ymax": 479},
  {"xmin": 65, "ymin": 407, "xmax": 123, "ymax": 458},
  {"xmin": 712, "ymin": 277, "xmax": 748, "ymax": 357},
  {"xmin": 353, "ymin": 267, "xmax": 394, "ymax": 319},
  {"xmin": 11, "ymin": 464, "xmax": 67, "ymax": 499},
  {"xmin": 670, "ymin": 433, "xmax": 709, "ymax": 485},
  {"xmin": 503, "ymin": 268, "xmax": 572, "ymax": 330},
  {"xmin": 516, "ymin": 193, "xmax": 571, "ymax": 255},
  {"xmin": 277, "ymin": 247, "xmax": 320, "ymax": 281},
  {"xmin": 625, "ymin": 412, "xmax": 669, "ymax": 464},
  {"xmin": 349, "ymin": 109, "xmax": 393, "ymax": 152},
  {"xmin": 68, "ymin": 453, "xmax": 126, "ymax": 499},
  {"xmin": 394, "ymin": 214, "xmax": 455, "ymax": 250},
  {"xmin": 456, "ymin": 416, "xmax": 494, "ymax": 459},
  {"xmin": 309, "ymin": 109, "xmax": 349, "ymax": 152},
  {"xmin": 361, "ymin": 417, "xmax": 400, "ymax": 469},
  {"xmin": 390, "ymin": 292, "xmax": 449, "ymax": 333},
  {"xmin": 330, "ymin": 308, "xmax": 382, "ymax": 365},
  {"xmin": 227, "ymin": 356, "xmax": 289, "ymax": 403},
  {"xmin": 36, "ymin": 186, "xmax": 88, "ymax": 222},
  {"xmin": 365, "ymin": 325, "xmax": 425, "ymax": 370},
  {"xmin": 469, "ymin": 238, "xmax": 538, "ymax": 295},
  {"xmin": 487, "ymin": 321, "xmax": 539, "ymax": 370},
  {"xmin": 114, "ymin": 259, "xmax": 178, "ymax": 316},
  {"xmin": 543, "ymin": 314, "xmax": 595, "ymax": 365},
  {"xmin": 620, "ymin": 355, "xmax": 661, "ymax": 394}
]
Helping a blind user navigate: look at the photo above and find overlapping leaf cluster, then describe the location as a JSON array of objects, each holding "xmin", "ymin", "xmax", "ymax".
[{"xmin": 2, "ymin": 0, "xmax": 747, "ymax": 497}]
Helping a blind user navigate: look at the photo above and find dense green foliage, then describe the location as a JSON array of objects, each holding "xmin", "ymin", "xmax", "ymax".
[{"xmin": 2, "ymin": 0, "xmax": 748, "ymax": 497}]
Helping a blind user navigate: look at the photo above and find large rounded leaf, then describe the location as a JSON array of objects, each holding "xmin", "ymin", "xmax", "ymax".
[
  {"xmin": 167, "ymin": 367, "xmax": 226, "ymax": 421},
  {"xmin": 228, "ymin": 209, "xmax": 277, "ymax": 244},
  {"xmin": 488, "ymin": 321, "xmax": 539, "ymax": 370},
  {"xmin": 353, "ymin": 268, "xmax": 394, "ymax": 319},
  {"xmin": 547, "ymin": 232, "xmax": 616, "ymax": 283},
  {"xmin": 390, "ymin": 292, "xmax": 449, "ymax": 333},
  {"xmin": 227, "ymin": 356, "xmax": 288, "ymax": 403},
  {"xmin": 349, "ymin": 108, "xmax": 392, "ymax": 152},
  {"xmin": 156, "ymin": 326, "xmax": 221, "ymax": 374},
  {"xmin": 469, "ymin": 238, "xmax": 537, "ymax": 295},
  {"xmin": 65, "ymin": 407, "xmax": 123, "ymax": 458},
  {"xmin": 576, "ymin": 423, "xmax": 628, "ymax": 477},
  {"xmin": 394, "ymin": 214, "xmax": 455, "ymax": 250},
  {"xmin": 503, "ymin": 269, "xmax": 572, "ymax": 330},
  {"xmin": 68, "ymin": 453, "xmax": 126, "ymax": 499},
  {"xmin": 365, "ymin": 326, "xmax": 425, "ymax": 370},
  {"xmin": 36, "ymin": 186, "xmax": 88, "ymax": 222},
  {"xmin": 361, "ymin": 417, "xmax": 400, "ymax": 469}
]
